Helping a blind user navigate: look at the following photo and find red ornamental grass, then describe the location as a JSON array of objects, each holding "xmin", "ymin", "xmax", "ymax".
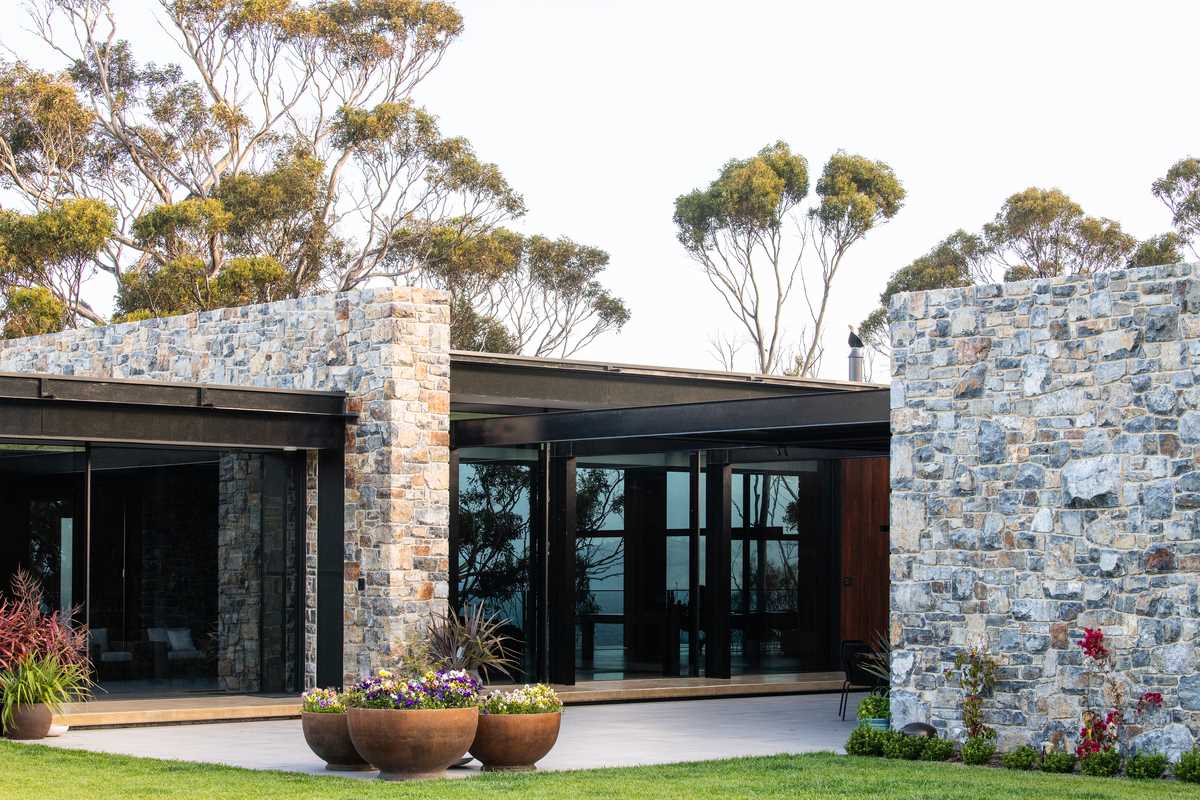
[
  {"xmin": 1078, "ymin": 627, "xmax": 1108, "ymax": 662},
  {"xmin": 0, "ymin": 569, "xmax": 90, "ymax": 673}
]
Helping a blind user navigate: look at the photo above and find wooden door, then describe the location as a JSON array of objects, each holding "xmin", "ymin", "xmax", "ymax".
[{"xmin": 839, "ymin": 457, "xmax": 889, "ymax": 645}]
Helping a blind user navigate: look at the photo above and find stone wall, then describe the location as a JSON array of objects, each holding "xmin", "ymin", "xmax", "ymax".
[
  {"xmin": 890, "ymin": 263, "xmax": 1200, "ymax": 756},
  {"xmin": 217, "ymin": 453, "xmax": 263, "ymax": 692},
  {"xmin": 0, "ymin": 286, "xmax": 451, "ymax": 687}
]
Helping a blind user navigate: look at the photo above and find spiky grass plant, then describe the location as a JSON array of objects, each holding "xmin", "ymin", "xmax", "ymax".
[
  {"xmin": 414, "ymin": 603, "xmax": 516, "ymax": 681},
  {"xmin": 0, "ymin": 653, "xmax": 93, "ymax": 733}
]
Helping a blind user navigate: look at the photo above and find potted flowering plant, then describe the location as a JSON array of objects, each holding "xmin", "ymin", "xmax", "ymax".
[
  {"xmin": 299, "ymin": 687, "xmax": 371, "ymax": 771},
  {"xmin": 346, "ymin": 669, "xmax": 480, "ymax": 780},
  {"xmin": 470, "ymin": 684, "xmax": 563, "ymax": 771}
]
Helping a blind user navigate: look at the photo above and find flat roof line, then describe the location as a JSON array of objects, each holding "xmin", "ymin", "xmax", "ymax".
[
  {"xmin": 452, "ymin": 388, "xmax": 890, "ymax": 448},
  {"xmin": 449, "ymin": 351, "xmax": 886, "ymax": 392},
  {"xmin": 0, "ymin": 370, "xmax": 346, "ymax": 398}
]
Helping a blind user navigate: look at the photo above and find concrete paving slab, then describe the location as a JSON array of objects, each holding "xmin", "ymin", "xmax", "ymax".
[{"xmin": 28, "ymin": 692, "xmax": 864, "ymax": 779}]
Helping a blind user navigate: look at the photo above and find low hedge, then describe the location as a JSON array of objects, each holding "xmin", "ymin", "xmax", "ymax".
[
  {"xmin": 1125, "ymin": 753, "xmax": 1167, "ymax": 780},
  {"xmin": 1000, "ymin": 745, "xmax": 1038, "ymax": 771},
  {"xmin": 1039, "ymin": 750, "xmax": 1075, "ymax": 774},
  {"xmin": 920, "ymin": 737, "xmax": 956, "ymax": 762},
  {"xmin": 960, "ymin": 736, "xmax": 996, "ymax": 766},
  {"xmin": 882, "ymin": 732, "xmax": 926, "ymax": 760},
  {"xmin": 1176, "ymin": 749, "xmax": 1200, "ymax": 783},
  {"xmin": 844, "ymin": 728, "xmax": 1200, "ymax": 783}
]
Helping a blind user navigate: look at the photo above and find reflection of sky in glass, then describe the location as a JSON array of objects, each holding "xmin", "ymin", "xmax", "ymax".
[{"xmin": 666, "ymin": 470, "xmax": 706, "ymax": 529}]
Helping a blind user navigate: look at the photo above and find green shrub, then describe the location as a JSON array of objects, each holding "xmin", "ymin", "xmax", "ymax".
[
  {"xmin": 1125, "ymin": 753, "xmax": 1168, "ymax": 780},
  {"xmin": 856, "ymin": 693, "xmax": 890, "ymax": 721},
  {"xmin": 1040, "ymin": 749, "xmax": 1076, "ymax": 774},
  {"xmin": 960, "ymin": 735, "xmax": 996, "ymax": 766},
  {"xmin": 883, "ymin": 732, "xmax": 926, "ymax": 760},
  {"xmin": 1175, "ymin": 749, "xmax": 1200, "ymax": 783},
  {"xmin": 1000, "ymin": 745, "xmax": 1038, "ymax": 770},
  {"xmin": 1079, "ymin": 748, "xmax": 1121, "ymax": 778},
  {"xmin": 845, "ymin": 725, "xmax": 887, "ymax": 757},
  {"xmin": 920, "ymin": 737, "xmax": 956, "ymax": 762}
]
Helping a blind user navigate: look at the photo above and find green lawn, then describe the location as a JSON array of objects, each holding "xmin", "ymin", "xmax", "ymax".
[{"xmin": 1, "ymin": 743, "xmax": 1197, "ymax": 800}]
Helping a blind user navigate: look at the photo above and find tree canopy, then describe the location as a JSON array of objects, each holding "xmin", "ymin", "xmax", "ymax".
[
  {"xmin": 1152, "ymin": 158, "xmax": 1200, "ymax": 260},
  {"xmin": 674, "ymin": 142, "xmax": 903, "ymax": 375},
  {"xmin": 0, "ymin": 0, "xmax": 627, "ymax": 357},
  {"xmin": 858, "ymin": 186, "xmax": 1175, "ymax": 351}
]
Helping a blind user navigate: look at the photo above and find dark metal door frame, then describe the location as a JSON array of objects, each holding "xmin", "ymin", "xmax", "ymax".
[
  {"xmin": 547, "ymin": 454, "xmax": 577, "ymax": 685},
  {"xmin": 704, "ymin": 451, "xmax": 732, "ymax": 678}
]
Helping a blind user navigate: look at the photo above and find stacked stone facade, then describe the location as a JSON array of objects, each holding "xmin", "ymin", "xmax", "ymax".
[
  {"xmin": 217, "ymin": 453, "xmax": 264, "ymax": 692},
  {"xmin": 890, "ymin": 263, "xmax": 1200, "ymax": 756},
  {"xmin": 0, "ymin": 286, "xmax": 450, "ymax": 688}
]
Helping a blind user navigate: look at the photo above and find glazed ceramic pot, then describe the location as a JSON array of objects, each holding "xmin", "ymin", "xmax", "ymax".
[
  {"xmin": 348, "ymin": 707, "xmax": 479, "ymax": 780},
  {"xmin": 469, "ymin": 711, "xmax": 561, "ymax": 771},
  {"xmin": 4, "ymin": 703, "xmax": 53, "ymax": 740},
  {"xmin": 301, "ymin": 711, "xmax": 373, "ymax": 771}
]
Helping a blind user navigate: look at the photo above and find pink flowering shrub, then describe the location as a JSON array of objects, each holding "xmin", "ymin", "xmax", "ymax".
[{"xmin": 1074, "ymin": 628, "xmax": 1164, "ymax": 757}]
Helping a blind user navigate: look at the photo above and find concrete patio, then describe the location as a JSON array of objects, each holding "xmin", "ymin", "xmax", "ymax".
[{"xmin": 29, "ymin": 693, "xmax": 863, "ymax": 778}]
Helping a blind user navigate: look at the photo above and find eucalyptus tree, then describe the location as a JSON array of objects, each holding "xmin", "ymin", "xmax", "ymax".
[
  {"xmin": 673, "ymin": 142, "xmax": 904, "ymax": 376},
  {"xmin": 1153, "ymin": 158, "xmax": 1200, "ymax": 259},
  {"xmin": 5, "ymin": 0, "xmax": 520, "ymax": 292},
  {"xmin": 0, "ymin": 198, "xmax": 115, "ymax": 330},
  {"xmin": 409, "ymin": 225, "xmax": 630, "ymax": 357},
  {"xmin": 0, "ymin": 0, "xmax": 629, "ymax": 355},
  {"xmin": 859, "ymin": 187, "xmax": 1147, "ymax": 354}
]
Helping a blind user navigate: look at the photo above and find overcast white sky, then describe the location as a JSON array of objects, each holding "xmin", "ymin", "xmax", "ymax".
[{"xmin": 13, "ymin": 1, "xmax": 1200, "ymax": 380}]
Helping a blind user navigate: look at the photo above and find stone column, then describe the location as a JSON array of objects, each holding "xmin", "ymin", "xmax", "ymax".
[
  {"xmin": 337, "ymin": 287, "xmax": 451, "ymax": 683},
  {"xmin": 217, "ymin": 453, "xmax": 263, "ymax": 692},
  {"xmin": 304, "ymin": 450, "xmax": 319, "ymax": 690}
]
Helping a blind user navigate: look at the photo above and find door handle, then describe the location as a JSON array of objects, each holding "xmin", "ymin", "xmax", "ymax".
[{"xmin": 842, "ymin": 576, "xmax": 853, "ymax": 587}]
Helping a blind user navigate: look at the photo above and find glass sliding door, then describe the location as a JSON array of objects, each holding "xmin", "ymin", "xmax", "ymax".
[
  {"xmin": 0, "ymin": 443, "xmax": 86, "ymax": 618},
  {"xmin": 574, "ymin": 464, "xmax": 626, "ymax": 679},
  {"xmin": 455, "ymin": 448, "xmax": 537, "ymax": 681},
  {"xmin": 730, "ymin": 461, "xmax": 834, "ymax": 674},
  {"xmin": 88, "ymin": 446, "xmax": 305, "ymax": 696},
  {"xmin": 573, "ymin": 452, "xmax": 702, "ymax": 682},
  {"xmin": 0, "ymin": 441, "xmax": 306, "ymax": 698}
]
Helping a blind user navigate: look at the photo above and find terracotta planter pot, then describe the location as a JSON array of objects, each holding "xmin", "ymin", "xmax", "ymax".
[
  {"xmin": 301, "ymin": 711, "xmax": 373, "ymax": 771},
  {"xmin": 348, "ymin": 706, "xmax": 479, "ymax": 780},
  {"xmin": 469, "ymin": 711, "xmax": 561, "ymax": 771},
  {"xmin": 4, "ymin": 703, "xmax": 53, "ymax": 740}
]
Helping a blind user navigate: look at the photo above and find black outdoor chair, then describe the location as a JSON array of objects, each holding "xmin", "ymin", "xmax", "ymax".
[{"xmin": 839, "ymin": 639, "xmax": 887, "ymax": 720}]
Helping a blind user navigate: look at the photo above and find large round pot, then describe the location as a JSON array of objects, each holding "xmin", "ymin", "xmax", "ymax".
[
  {"xmin": 348, "ymin": 707, "xmax": 478, "ymax": 780},
  {"xmin": 469, "ymin": 711, "xmax": 561, "ymax": 771},
  {"xmin": 301, "ymin": 711, "xmax": 373, "ymax": 771},
  {"xmin": 4, "ymin": 703, "xmax": 53, "ymax": 740}
]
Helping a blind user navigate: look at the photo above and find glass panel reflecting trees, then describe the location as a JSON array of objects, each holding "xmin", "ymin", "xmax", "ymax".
[
  {"xmin": 731, "ymin": 463, "xmax": 832, "ymax": 674},
  {"xmin": 451, "ymin": 447, "xmax": 837, "ymax": 684},
  {"xmin": 456, "ymin": 450, "xmax": 535, "ymax": 680},
  {"xmin": 575, "ymin": 465, "xmax": 626, "ymax": 679}
]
